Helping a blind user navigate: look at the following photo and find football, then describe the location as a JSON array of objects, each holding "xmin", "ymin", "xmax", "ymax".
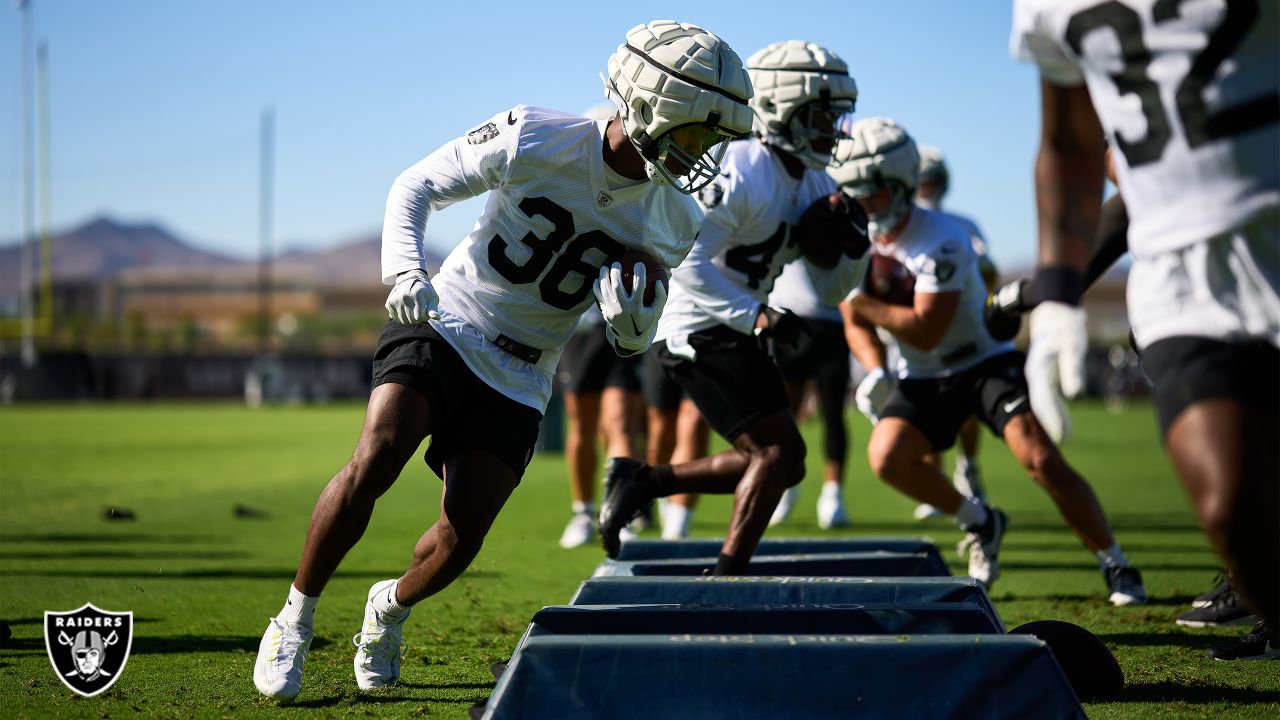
[
  {"xmin": 865, "ymin": 253, "xmax": 916, "ymax": 306},
  {"xmin": 610, "ymin": 249, "xmax": 668, "ymax": 306},
  {"xmin": 1010, "ymin": 620, "xmax": 1125, "ymax": 700},
  {"xmin": 794, "ymin": 192, "xmax": 869, "ymax": 269}
]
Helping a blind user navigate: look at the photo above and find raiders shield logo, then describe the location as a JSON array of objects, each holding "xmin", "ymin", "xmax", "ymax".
[
  {"xmin": 596, "ymin": 191, "xmax": 613, "ymax": 208},
  {"xmin": 44, "ymin": 603, "xmax": 133, "ymax": 697},
  {"xmin": 467, "ymin": 122, "xmax": 499, "ymax": 145}
]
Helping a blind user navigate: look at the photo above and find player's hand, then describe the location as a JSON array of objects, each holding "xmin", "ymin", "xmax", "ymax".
[
  {"xmin": 754, "ymin": 306, "xmax": 811, "ymax": 347},
  {"xmin": 594, "ymin": 261, "xmax": 666, "ymax": 353},
  {"xmin": 1025, "ymin": 301, "xmax": 1088, "ymax": 443},
  {"xmin": 855, "ymin": 367, "xmax": 891, "ymax": 423},
  {"xmin": 984, "ymin": 279, "xmax": 1029, "ymax": 341},
  {"xmin": 385, "ymin": 269, "xmax": 440, "ymax": 325}
]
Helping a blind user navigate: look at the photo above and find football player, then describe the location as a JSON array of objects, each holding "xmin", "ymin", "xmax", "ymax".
[
  {"xmin": 598, "ymin": 40, "xmax": 866, "ymax": 574},
  {"xmin": 1012, "ymin": 0, "xmax": 1278, "ymax": 655},
  {"xmin": 555, "ymin": 304, "xmax": 643, "ymax": 548},
  {"xmin": 837, "ymin": 117, "xmax": 1146, "ymax": 602},
  {"xmin": 909, "ymin": 146, "xmax": 1001, "ymax": 519},
  {"xmin": 767, "ymin": 258, "xmax": 854, "ymax": 529},
  {"xmin": 251, "ymin": 20, "xmax": 754, "ymax": 700}
]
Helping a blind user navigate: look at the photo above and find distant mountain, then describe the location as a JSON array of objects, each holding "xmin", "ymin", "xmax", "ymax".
[
  {"xmin": 0, "ymin": 217, "xmax": 241, "ymax": 289},
  {"xmin": 0, "ymin": 217, "xmax": 444, "ymax": 291}
]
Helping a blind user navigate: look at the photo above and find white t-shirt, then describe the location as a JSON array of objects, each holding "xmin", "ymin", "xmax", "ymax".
[
  {"xmin": 1011, "ymin": 0, "xmax": 1279, "ymax": 258},
  {"xmin": 657, "ymin": 138, "xmax": 866, "ymax": 342},
  {"xmin": 381, "ymin": 106, "xmax": 702, "ymax": 411},
  {"xmin": 860, "ymin": 207, "xmax": 1014, "ymax": 378}
]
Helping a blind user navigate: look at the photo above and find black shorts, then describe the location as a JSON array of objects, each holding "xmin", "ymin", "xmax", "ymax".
[
  {"xmin": 880, "ymin": 351, "xmax": 1030, "ymax": 451},
  {"xmin": 371, "ymin": 321, "xmax": 543, "ymax": 480},
  {"xmin": 658, "ymin": 326, "xmax": 790, "ymax": 442},
  {"xmin": 642, "ymin": 345, "xmax": 684, "ymax": 412},
  {"xmin": 772, "ymin": 317, "xmax": 849, "ymax": 386},
  {"xmin": 557, "ymin": 326, "xmax": 641, "ymax": 395},
  {"xmin": 1141, "ymin": 336, "xmax": 1280, "ymax": 437}
]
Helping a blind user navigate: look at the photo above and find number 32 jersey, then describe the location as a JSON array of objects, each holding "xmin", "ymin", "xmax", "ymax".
[
  {"xmin": 1011, "ymin": 0, "xmax": 1278, "ymax": 258},
  {"xmin": 656, "ymin": 138, "xmax": 862, "ymax": 342},
  {"xmin": 381, "ymin": 106, "xmax": 702, "ymax": 411}
]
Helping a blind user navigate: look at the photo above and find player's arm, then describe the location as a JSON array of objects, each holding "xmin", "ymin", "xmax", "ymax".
[
  {"xmin": 840, "ymin": 299, "xmax": 885, "ymax": 372},
  {"xmin": 851, "ymin": 290, "xmax": 959, "ymax": 352},
  {"xmin": 1032, "ymin": 78, "xmax": 1106, "ymax": 303}
]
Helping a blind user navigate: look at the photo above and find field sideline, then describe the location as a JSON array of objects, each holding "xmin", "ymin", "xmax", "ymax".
[{"xmin": 1, "ymin": 402, "xmax": 1277, "ymax": 718}]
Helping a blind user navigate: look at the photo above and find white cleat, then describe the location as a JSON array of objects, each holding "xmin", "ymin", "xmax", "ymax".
[
  {"xmin": 661, "ymin": 503, "xmax": 693, "ymax": 540},
  {"xmin": 254, "ymin": 616, "xmax": 313, "ymax": 701},
  {"xmin": 816, "ymin": 484, "xmax": 849, "ymax": 529},
  {"xmin": 558, "ymin": 512, "xmax": 596, "ymax": 549},
  {"xmin": 957, "ymin": 508, "xmax": 1007, "ymax": 590},
  {"xmin": 768, "ymin": 486, "xmax": 799, "ymax": 527},
  {"xmin": 353, "ymin": 579, "xmax": 410, "ymax": 690},
  {"xmin": 913, "ymin": 503, "xmax": 945, "ymax": 521}
]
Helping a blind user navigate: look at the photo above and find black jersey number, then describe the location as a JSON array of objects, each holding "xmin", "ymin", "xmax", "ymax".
[
  {"xmin": 723, "ymin": 222, "xmax": 788, "ymax": 290},
  {"xmin": 1066, "ymin": 0, "xmax": 1277, "ymax": 168},
  {"xmin": 488, "ymin": 197, "xmax": 624, "ymax": 311}
]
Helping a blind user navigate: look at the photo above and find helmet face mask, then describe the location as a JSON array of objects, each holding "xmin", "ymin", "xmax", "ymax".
[
  {"xmin": 747, "ymin": 40, "xmax": 859, "ymax": 170},
  {"xmin": 604, "ymin": 21, "xmax": 754, "ymax": 194},
  {"xmin": 828, "ymin": 117, "xmax": 920, "ymax": 238}
]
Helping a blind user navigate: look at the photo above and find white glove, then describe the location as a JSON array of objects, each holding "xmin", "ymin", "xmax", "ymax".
[
  {"xmin": 385, "ymin": 269, "xmax": 440, "ymax": 325},
  {"xmin": 855, "ymin": 367, "xmax": 891, "ymax": 423},
  {"xmin": 593, "ymin": 261, "xmax": 666, "ymax": 353},
  {"xmin": 1025, "ymin": 301, "xmax": 1087, "ymax": 443}
]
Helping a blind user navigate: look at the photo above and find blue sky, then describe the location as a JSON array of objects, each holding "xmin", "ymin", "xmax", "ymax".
[{"xmin": 0, "ymin": 1, "xmax": 1043, "ymax": 268}]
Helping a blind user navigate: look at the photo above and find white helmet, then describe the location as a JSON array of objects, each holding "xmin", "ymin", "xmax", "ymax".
[
  {"xmin": 828, "ymin": 117, "xmax": 919, "ymax": 238},
  {"xmin": 747, "ymin": 40, "xmax": 858, "ymax": 169},
  {"xmin": 917, "ymin": 144, "xmax": 948, "ymax": 207},
  {"xmin": 604, "ymin": 20, "xmax": 754, "ymax": 194}
]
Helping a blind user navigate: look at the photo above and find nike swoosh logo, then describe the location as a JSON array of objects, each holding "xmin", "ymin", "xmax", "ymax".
[
  {"xmin": 1003, "ymin": 397, "xmax": 1027, "ymax": 413},
  {"xmin": 507, "ymin": 112, "xmax": 517, "ymax": 125}
]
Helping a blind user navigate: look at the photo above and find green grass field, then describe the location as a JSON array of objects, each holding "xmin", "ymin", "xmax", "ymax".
[{"xmin": 1, "ymin": 401, "xmax": 1277, "ymax": 718}]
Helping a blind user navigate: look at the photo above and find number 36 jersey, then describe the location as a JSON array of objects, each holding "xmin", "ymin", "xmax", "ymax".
[
  {"xmin": 1012, "ymin": 0, "xmax": 1278, "ymax": 258},
  {"xmin": 656, "ymin": 138, "xmax": 862, "ymax": 343},
  {"xmin": 381, "ymin": 106, "xmax": 702, "ymax": 410}
]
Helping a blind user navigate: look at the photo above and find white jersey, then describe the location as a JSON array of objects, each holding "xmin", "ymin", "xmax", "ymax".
[
  {"xmin": 1011, "ymin": 0, "xmax": 1279, "ymax": 258},
  {"xmin": 381, "ymin": 106, "xmax": 702, "ymax": 411},
  {"xmin": 769, "ymin": 261, "xmax": 842, "ymax": 323},
  {"xmin": 865, "ymin": 207, "xmax": 1014, "ymax": 378},
  {"xmin": 657, "ymin": 138, "xmax": 865, "ymax": 342}
]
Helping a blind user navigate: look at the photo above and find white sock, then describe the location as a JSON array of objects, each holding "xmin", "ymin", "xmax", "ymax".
[
  {"xmin": 955, "ymin": 455, "xmax": 973, "ymax": 476},
  {"xmin": 1096, "ymin": 543, "xmax": 1128, "ymax": 569},
  {"xmin": 371, "ymin": 579, "xmax": 411, "ymax": 620},
  {"xmin": 820, "ymin": 481, "xmax": 842, "ymax": 500},
  {"xmin": 662, "ymin": 503, "xmax": 692, "ymax": 540},
  {"xmin": 953, "ymin": 497, "xmax": 990, "ymax": 531},
  {"xmin": 278, "ymin": 584, "xmax": 318, "ymax": 627},
  {"xmin": 571, "ymin": 500, "xmax": 594, "ymax": 516}
]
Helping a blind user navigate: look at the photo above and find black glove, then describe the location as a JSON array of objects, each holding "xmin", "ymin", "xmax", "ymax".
[
  {"xmin": 984, "ymin": 279, "xmax": 1030, "ymax": 341},
  {"xmin": 757, "ymin": 306, "xmax": 811, "ymax": 348}
]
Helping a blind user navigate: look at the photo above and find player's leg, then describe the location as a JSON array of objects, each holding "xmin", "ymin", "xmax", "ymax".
[
  {"xmin": 256, "ymin": 323, "xmax": 438, "ymax": 701},
  {"xmin": 812, "ymin": 321, "xmax": 852, "ymax": 528},
  {"xmin": 600, "ymin": 327, "xmax": 800, "ymax": 567},
  {"xmin": 954, "ymin": 417, "xmax": 985, "ymax": 499},
  {"xmin": 982, "ymin": 350, "xmax": 1145, "ymax": 605},
  {"xmin": 558, "ymin": 330, "xmax": 610, "ymax": 548},
  {"xmin": 870, "ymin": 377, "xmax": 1007, "ymax": 587},
  {"xmin": 770, "ymin": 320, "xmax": 820, "ymax": 527},
  {"xmin": 560, "ymin": 390, "xmax": 601, "ymax": 548},
  {"xmin": 768, "ymin": 379, "xmax": 809, "ymax": 526},
  {"xmin": 662, "ymin": 399, "xmax": 709, "ymax": 539},
  {"xmin": 1146, "ymin": 338, "xmax": 1280, "ymax": 633},
  {"xmin": 354, "ymin": 354, "xmax": 542, "ymax": 689}
]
